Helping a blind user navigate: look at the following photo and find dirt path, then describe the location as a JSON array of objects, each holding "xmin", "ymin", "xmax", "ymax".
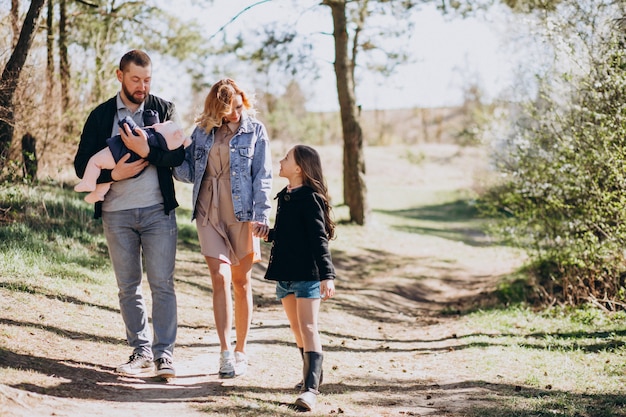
[{"xmin": 0, "ymin": 144, "xmax": 525, "ymax": 416}]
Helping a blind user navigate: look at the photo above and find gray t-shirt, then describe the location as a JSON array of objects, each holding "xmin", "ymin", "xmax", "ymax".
[{"xmin": 101, "ymin": 94, "xmax": 162, "ymax": 213}]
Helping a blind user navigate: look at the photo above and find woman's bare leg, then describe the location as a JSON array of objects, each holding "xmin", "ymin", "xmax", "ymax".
[
  {"xmin": 231, "ymin": 253, "xmax": 254, "ymax": 353},
  {"xmin": 206, "ymin": 256, "xmax": 232, "ymax": 352}
]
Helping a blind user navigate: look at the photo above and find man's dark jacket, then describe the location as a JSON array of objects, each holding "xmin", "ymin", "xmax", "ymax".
[{"xmin": 74, "ymin": 94, "xmax": 184, "ymax": 219}]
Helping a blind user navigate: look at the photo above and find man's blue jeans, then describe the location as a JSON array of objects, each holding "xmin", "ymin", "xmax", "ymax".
[{"xmin": 102, "ymin": 203, "xmax": 178, "ymax": 360}]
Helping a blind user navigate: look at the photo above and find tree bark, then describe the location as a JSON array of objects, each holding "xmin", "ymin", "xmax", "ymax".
[
  {"xmin": 47, "ymin": 0, "xmax": 54, "ymax": 101},
  {"xmin": 59, "ymin": 0, "xmax": 70, "ymax": 112},
  {"xmin": 11, "ymin": 0, "xmax": 20, "ymax": 48},
  {"xmin": 21, "ymin": 132, "xmax": 37, "ymax": 180},
  {"xmin": 323, "ymin": 0, "xmax": 368, "ymax": 225},
  {"xmin": 0, "ymin": 0, "xmax": 46, "ymax": 169}
]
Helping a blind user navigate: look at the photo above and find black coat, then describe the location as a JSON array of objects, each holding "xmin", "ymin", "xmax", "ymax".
[{"xmin": 264, "ymin": 186, "xmax": 336, "ymax": 282}]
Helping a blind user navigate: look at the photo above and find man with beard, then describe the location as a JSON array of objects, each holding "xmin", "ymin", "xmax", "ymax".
[{"xmin": 74, "ymin": 49, "xmax": 184, "ymax": 380}]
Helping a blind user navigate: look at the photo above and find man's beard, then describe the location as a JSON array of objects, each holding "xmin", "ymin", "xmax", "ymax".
[{"xmin": 122, "ymin": 85, "xmax": 147, "ymax": 105}]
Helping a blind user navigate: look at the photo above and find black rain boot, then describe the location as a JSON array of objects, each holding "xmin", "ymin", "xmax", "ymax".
[
  {"xmin": 294, "ymin": 351, "xmax": 323, "ymax": 411},
  {"xmin": 295, "ymin": 347, "xmax": 323, "ymax": 391}
]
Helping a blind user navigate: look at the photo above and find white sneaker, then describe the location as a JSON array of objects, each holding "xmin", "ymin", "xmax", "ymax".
[
  {"xmin": 234, "ymin": 351, "xmax": 248, "ymax": 376},
  {"xmin": 155, "ymin": 357, "xmax": 176, "ymax": 380},
  {"xmin": 116, "ymin": 353, "xmax": 154, "ymax": 376},
  {"xmin": 219, "ymin": 350, "xmax": 235, "ymax": 378},
  {"xmin": 294, "ymin": 391, "xmax": 317, "ymax": 411}
]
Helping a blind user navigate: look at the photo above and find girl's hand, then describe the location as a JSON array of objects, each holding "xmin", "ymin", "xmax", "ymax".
[
  {"xmin": 321, "ymin": 279, "xmax": 335, "ymax": 301},
  {"xmin": 252, "ymin": 222, "xmax": 269, "ymax": 239}
]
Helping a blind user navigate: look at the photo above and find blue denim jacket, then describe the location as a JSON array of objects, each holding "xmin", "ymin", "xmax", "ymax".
[{"xmin": 173, "ymin": 113, "xmax": 272, "ymax": 223}]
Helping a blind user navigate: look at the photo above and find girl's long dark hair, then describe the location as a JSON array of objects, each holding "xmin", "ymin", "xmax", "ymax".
[{"xmin": 292, "ymin": 145, "xmax": 336, "ymax": 240}]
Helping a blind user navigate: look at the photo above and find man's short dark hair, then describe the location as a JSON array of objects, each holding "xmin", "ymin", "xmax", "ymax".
[{"xmin": 119, "ymin": 50, "xmax": 151, "ymax": 72}]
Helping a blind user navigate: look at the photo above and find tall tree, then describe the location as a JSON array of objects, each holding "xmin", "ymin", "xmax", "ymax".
[
  {"xmin": 0, "ymin": 0, "xmax": 46, "ymax": 168},
  {"xmin": 0, "ymin": 0, "xmax": 208, "ymax": 174},
  {"xmin": 223, "ymin": 0, "xmax": 415, "ymax": 225},
  {"xmin": 215, "ymin": 0, "xmax": 566, "ymax": 225},
  {"xmin": 46, "ymin": 0, "xmax": 54, "ymax": 102},
  {"xmin": 10, "ymin": 0, "xmax": 20, "ymax": 48},
  {"xmin": 58, "ymin": 0, "xmax": 69, "ymax": 112},
  {"xmin": 67, "ymin": 0, "xmax": 207, "ymax": 104},
  {"xmin": 324, "ymin": 0, "xmax": 367, "ymax": 225}
]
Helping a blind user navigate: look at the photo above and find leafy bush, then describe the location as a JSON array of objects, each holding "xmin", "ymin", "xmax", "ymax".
[{"xmin": 480, "ymin": 35, "xmax": 626, "ymax": 310}]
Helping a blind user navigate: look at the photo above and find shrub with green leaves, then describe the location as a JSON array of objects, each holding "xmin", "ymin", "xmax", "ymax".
[{"xmin": 481, "ymin": 34, "xmax": 626, "ymax": 309}]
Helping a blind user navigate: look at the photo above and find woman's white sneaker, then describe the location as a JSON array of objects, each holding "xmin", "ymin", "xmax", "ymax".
[
  {"xmin": 219, "ymin": 350, "xmax": 235, "ymax": 378},
  {"xmin": 234, "ymin": 351, "xmax": 248, "ymax": 376}
]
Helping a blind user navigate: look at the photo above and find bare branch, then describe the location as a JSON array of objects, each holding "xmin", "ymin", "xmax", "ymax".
[
  {"xmin": 208, "ymin": 0, "xmax": 272, "ymax": 41},
  {"xmin": 73, "ymin": 0, "xmax": 99, "ymax": 8}
]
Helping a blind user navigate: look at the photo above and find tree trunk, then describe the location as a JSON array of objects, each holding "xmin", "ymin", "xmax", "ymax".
[
  {"xmin": 324, "ymin": 0, "xmax": 368, "ymax": 225},
  {"xmin": 0, "ymin": 0, "xmax": 46, "ymax": 169},
  {"xmin": 59, "ymin": 0, "xmax": 70, "ymax": 112},
  {"xmin": 11, "ymin": 0, "xmax": 20, "ymax": 48},
  {"xmin": 46, "ymin": 0, "xmax": 54, "ymax": 101},
  {"xmin": 21, "ymin": 132, "xmax": 37, "ymax": 180}
]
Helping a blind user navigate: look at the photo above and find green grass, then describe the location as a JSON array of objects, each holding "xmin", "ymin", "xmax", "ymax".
[
  {"xmin": 0, "ymin": 182, "xmax": 109, "ymax": 285},
  {"xmin": 375, "ymin": 194, "xmax": 494, "ymax": 246},
  {"xmin": 455, "ymin": 306, "xmax": 626, "ymax": 416}
]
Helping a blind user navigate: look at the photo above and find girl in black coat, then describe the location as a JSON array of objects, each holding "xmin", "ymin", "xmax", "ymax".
[{"xmin": 262, "ymin": 145, "xmax": 336, "ymax": 412}]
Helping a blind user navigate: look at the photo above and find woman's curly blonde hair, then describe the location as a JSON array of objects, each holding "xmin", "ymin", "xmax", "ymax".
[{"xmin": 195, "ymin": 78, "xmax": 255, "ymax": 132}]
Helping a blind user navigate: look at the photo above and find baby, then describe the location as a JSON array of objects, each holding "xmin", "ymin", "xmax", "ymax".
[{"xmin": 75, "ymin": 113, "xmax": 191, "ymax": 203}]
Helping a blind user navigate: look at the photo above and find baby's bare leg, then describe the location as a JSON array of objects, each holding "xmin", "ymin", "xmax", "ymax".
[
  {"xmin": 84, "ymin": 183, "xmax": 112, "ymax": 203},
  {"xmin": 74, "ymin": 148, "xmax": 116, "ymax": 192}
]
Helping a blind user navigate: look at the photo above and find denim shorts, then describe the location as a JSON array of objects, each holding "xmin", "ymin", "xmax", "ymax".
[{"xmin": 276, "ymin": 280, "xmax": 321, "ymax": 300}]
